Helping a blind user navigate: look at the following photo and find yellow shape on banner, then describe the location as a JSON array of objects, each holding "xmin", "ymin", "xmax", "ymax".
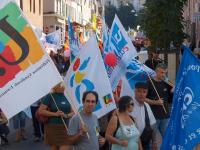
[
  {"xmin": 92, "ymin": 13, "xmax": 97, "ymax": 31},
  {"xmin": 75, "ymin": 72, "xmax": 85, "ymax": 84}
]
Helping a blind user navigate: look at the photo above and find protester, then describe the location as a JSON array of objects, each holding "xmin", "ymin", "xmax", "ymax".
[
  {"xmin": 30, "ymin": 101, "xmax": 44, "ymax": 142},
  {"xmin": 12, "ymin": 111, "xmax": 27, "ymax": 142},
  {"xmin": 0, "ymin": 108, "xmax": 9, "ymax": 145},
  {"xmin": 145, "ymin": 48, "xmax": 163, "ymax": 70},
  {"xmin": 68, "ymin": 91, "xmax": 105, "ymax": 150},
  {"xmin": 130, "ymin": 82, "xmax": 157, "ymax": 150},
  {"xmin": 106, "ymin": 96, "xmax": 142, "ymax": 150},
  {"xmin": 39, "ymin": 83, "xmax": 74, "ymax": 150},
  {"xmin": 145, "ymin": 63, "xmax": 173, "ymax": 139}
]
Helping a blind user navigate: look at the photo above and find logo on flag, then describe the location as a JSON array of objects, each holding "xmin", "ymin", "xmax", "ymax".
[
  {"xmin": 69, "ymin": 57, "xmax": 94, "ymax": 103},
  {"xmin": 103, "ymin": 94, "xmax": 113, "ymax": 105},
  {"xmin": 0, "ymin": 2, "xmax": 44, "ymax": 88},
  {"xmin": 0, "ymin": 1, "xmax": 62, "ymax": 119},
  {"xmin": 105, "ymin": 15, "xmax": 138, "ymax": 90},
  {"xmin": 64, "ymin": 35, "xmax": 116, "ymax": 118}
]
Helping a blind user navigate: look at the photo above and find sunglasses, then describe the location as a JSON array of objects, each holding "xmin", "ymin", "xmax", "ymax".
[
  {"xmin": 129, "ymin": 103, "xmax": 134, "ymax": 106},
  {"xmin": 85, "ymin": 99, "xmax": 96, "ymax": 103}
]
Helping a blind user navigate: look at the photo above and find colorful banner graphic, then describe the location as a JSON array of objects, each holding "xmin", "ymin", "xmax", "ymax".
[
  {"xmin": 105, "ymin": 15, "xmax": 138, "ymax": 90},
  {"xmin": 0, "ymin": 1, "xmax": 62, "ymax": 118},
  {"xmin": 64, "ymin": 35, "xmax": 116, "ymax": 118}
]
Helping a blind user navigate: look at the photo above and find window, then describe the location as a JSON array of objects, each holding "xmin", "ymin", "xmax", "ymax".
[
  {"xmin": 20, "ymin": 0, "xmax": 23, "ymax": 10},
  {"xmin": 39, "ymin": 0, "xmax": 41, "ymax": 15},
  {"xmin": 33, "ymin": 0, "xmax": 35, "ymax": 13},
  {"xmin": 30, "ymin": 0, "xmax": 32, "ymax": 12}
]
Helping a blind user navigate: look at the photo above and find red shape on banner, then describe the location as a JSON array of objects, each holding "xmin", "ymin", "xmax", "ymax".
[
  {"xmin": 73, "ymin": 58, "xmax": 80, "ymax": 71},
  {"xmin": 0, "ymin": 46, "xmax": 21, "ymax": 88},
  {"xmin": 104, "ymin": 53, "xmax": 117, "ymax": 67}
]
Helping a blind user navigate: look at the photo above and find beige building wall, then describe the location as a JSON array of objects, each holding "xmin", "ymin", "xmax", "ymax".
[
  {"xmin": 43, "ymin": 0, "xmax": 55, "ymax": 13},
  {"xmin": 16, "ymin": 0, "xmax": 43, "ymax": 28}
]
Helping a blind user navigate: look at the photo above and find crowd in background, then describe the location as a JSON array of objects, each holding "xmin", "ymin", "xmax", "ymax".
[{"xmin": 1, "ymin": 44, "xmax": 200, "ymax": 150}]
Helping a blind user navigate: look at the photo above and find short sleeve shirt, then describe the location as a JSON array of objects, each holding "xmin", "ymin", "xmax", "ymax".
[
  {"xmin": 42, "ymin": 93, "xmax": 71, "ymax": 124},
  {"xmin": 68, "ymin": 111, "xmax": 100, "ymax": 150},
  {"xmin": 147, "ymin": 79, "xmax": 173, "ymax": 119}
]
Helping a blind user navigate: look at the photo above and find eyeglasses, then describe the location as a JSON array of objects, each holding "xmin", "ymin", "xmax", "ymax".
[{"xmin": 85, "ymin": 99, "xmax": 96, "ymax": 103}]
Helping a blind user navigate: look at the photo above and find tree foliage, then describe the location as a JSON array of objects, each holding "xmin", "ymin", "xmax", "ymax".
[
  {"xmin": 140, "ymin": 0, "xmax": 188, "ymax": 51},
  {"xmin": 105, "ymin": 4, "xmax": 117, "ymax": 28},
  {"xmin": 105, "ymin": 3, "xmax": 138, "ymax": 30}
]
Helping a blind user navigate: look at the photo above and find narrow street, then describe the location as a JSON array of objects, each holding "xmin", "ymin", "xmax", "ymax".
[{"xmin": 1, "ymin": 118, "xmax": 49, "ymax": 150}]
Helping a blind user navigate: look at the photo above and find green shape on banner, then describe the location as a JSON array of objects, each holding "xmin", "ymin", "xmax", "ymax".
[
  {"xmin": 0, "ymin": 2, "xmax": 27, "ymax": 42},
  {"xmin": 0, "ymin": 30, "xmax": 10, "ymax": 45}
]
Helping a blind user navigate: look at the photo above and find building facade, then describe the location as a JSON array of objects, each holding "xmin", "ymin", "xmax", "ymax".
[
  {"xmin": 43, "ymin": 0, "xmax": 99, "ymax": 43},
  {"xmin": 105, "ymin": 0, "xmax": 145, "ymax": 11},
  {"xmin": 16, "ymin": 0, "xmax": 43, "ymax": 28},
  {"xmin": 183, "ymin": 0, "xmax": 200, "ymax": 48}
]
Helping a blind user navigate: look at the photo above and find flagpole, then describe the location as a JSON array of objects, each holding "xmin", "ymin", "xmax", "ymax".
[
  {"xmin": 61, "ymin": 81, "xmax": 90, "ymax": 139},
  {"xmin": 146, "ymin": 74, "xmax": 167, "ymax": 114},
  {"xmin": 50, "ymin": 93, "xmax": 68, "ymax": 131},
  {"xmin": 63, "ymin": 87, "xmax": 90, "ymax": 139},
  {"xmin": 141, "ymin": 63, "xmax": 167, "ymax": 114}
]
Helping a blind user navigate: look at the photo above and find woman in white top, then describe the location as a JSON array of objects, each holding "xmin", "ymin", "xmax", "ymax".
[{"xmin": 106, "ymin": 96, "xmax": 143, "ymax": 150}]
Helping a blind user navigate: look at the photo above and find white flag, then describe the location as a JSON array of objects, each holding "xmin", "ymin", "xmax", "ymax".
[
  {"xmin": 64, "ymin": 35, "xmax": 116, "ymax": 118},
  {"xmin": 0, "ymin": 1, "xmax": 62, "ymax": 118},
  {"xmin": 106, "ymin": 15, "xmax": 138, "ymax": 90}
]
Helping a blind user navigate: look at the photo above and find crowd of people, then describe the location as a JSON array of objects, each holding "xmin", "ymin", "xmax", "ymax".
[{"xmin": 4, "ymin": 47, "xmax": 200, "ymax": 150}]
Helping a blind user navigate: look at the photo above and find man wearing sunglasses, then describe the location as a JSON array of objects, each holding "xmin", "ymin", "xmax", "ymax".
[
  {"xmin": 130, "ymin": 82, "xmax": 157, "ymax": 150},
  {"xmin": 68, "ymin": 91, "xmax": 105, "ymax": 150}
]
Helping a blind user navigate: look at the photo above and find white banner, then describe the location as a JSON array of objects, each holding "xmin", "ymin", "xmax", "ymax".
[
  {"xmin": 106, "ymin": 15, "xmax": 138, "ymax": 90},
  {"xmin": 64, "ymin": 35, "xmax": 116, "ymax": 118},
  {"xmin": 0, "ymin": 1, "xmax": 62, "ymax": 118}
]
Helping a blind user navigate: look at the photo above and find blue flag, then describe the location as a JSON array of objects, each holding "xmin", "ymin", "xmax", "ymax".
[
  {"xmin": 102, "ymin": 18, "xmax": 109, "ymax": 54},
  {"xmin": 104, "ymin": 15, "xmax": 138, "ymax": 90},
  {"xmin": 68, "ymin": 17, "xmax": 80, "ymax": 62},
  {"xmin": 161, "ymin": 46, "xmax": 200, "ymax": 150}
]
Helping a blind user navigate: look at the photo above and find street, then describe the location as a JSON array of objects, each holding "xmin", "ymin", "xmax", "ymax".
[{"xmin": 1, "ymin": 118, "xmax": 49, "ymax": 150}]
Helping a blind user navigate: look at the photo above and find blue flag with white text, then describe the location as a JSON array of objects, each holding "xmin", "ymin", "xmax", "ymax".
[
  {"xmin": 161, "ymin": 46, "xmax": 200, "ymax": 150},
  {"xmin": 105, "ymin": 15, "xmax": 138, "ymax": 90}
]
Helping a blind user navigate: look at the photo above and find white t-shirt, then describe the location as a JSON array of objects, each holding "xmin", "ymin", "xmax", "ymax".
[{"xmin": 130, "ymin": 99, "xmax": 156, "ymax": 134}]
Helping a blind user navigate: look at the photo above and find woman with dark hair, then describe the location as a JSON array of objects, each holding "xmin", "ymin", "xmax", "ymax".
[
  {"xmin": 39, "ymin": 83, "xmax": 74, "ymax": 150},
  {"xmin": 106, "ymin": 96, "xmax": 142, "ymax": 150}
]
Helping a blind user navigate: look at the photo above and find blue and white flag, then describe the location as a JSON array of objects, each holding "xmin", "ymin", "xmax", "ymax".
[
  {"xmin": 68, "ymin": 17, "xmax": 80, "ymax": 62},
  {"xmin": 45, "ymin": 29, "xmax": 61, "ymax": 50},
  {"xmin": 102, "ymin": 18, "xmax": 109, "ymax": 54},
  {"xmin": 161, "ymin": 46, "xmax": 200, "ymax": 150},
  {"xmin": 126, "ymin": 59, "xmax": 155, "ymax": 89},
  {"xmin": 106, "ymin": 15, "xmax": 138, "ymax": 90},
  {"xmin": 64, "ymin": 35, "xmax": 116, "ymax": 118},
  {"xmin": 121, "ymin": 59, "xmax": 155, "ymax": 97}
]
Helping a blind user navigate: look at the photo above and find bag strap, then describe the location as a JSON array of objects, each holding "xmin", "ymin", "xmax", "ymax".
[
  {"xmin": 113, "ymin": 115, "xmax": 135, "ymax": 137},
  {"xmin": 144, "ymin": 104, "xmax": 150, "ymax": 126},
  {"xmin": 113, "ymin": 115, "xmax": 120, "ymax": 137}
]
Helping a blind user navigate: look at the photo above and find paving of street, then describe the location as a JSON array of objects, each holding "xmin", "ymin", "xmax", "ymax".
[{"xmin": 0, "ymin": 118, "xmax": 49, "ymax": 150}]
